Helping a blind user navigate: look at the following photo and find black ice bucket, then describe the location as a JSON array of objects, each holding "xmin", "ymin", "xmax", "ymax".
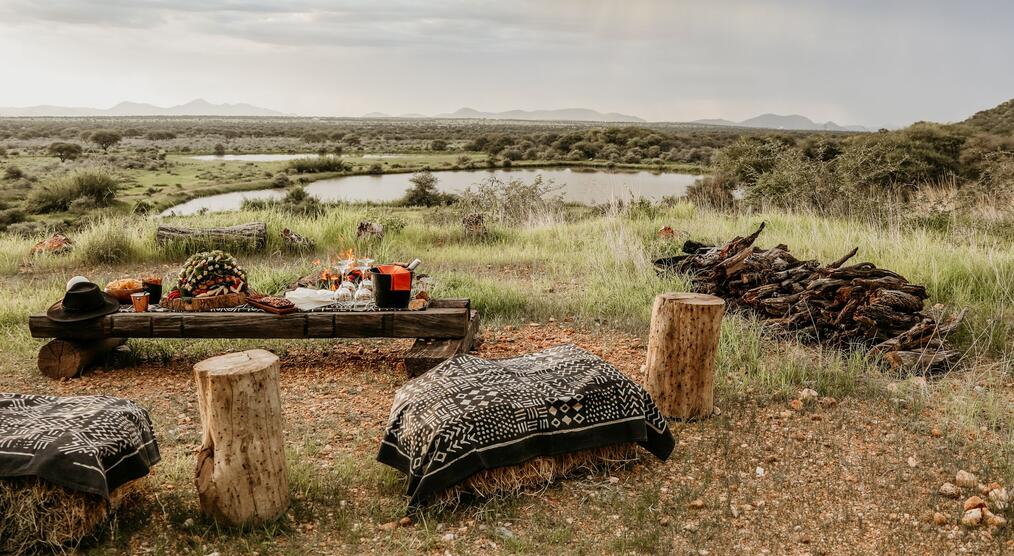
[{"xmin": 369, "ymin": 267, "xmax": 414, "ymax": 309}]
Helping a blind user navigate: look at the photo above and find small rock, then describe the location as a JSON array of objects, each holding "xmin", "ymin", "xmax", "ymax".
[
  {"xmin": 441, "ymin": 533, "xmax": 457, "ymax": 542},
  {"xmin": 607, "ymin": 476, "xmax": 620, "ymax": 484},
  {"xmin": 933, "ymin": 512, "xmax": 949, "ymax": 526},
  {"xmin": 818, "ymin": 396, "xmax": 837, "ymax": 407},
  {"xmin": 204, "ymin": 552, "xmax": 220, "ymax": 556},
  {"xmin": 494, "ymin": 526, "xmax": 516, "ymax": 541},
  {"xmin": 755, "ymin": 467, "xmax": 765, "ymax": 478},
  {"xmin": 961, "ymin": 508, "xmax": 982, "ymax": 527},
  {"xmin": 730, "ymin": 505, "xmax": 740, "ymax": 518},
  {"xmin": 955, "ymin": 470, "xmax": 977, "ymax": 488},
  {"xmin": 659, "ymin": 516, "xmax": 671, "ymax": 526},
  {"xmin": 799, "ymin": 388, "xmax": 818, "ymax": 402},
  {"xmin": 741, "ymin": 504, "xmax": 755, "ymax": 512},
  {"xmin": 399, "ymin": 516, "xmax": 413, "ymax": 527},
  {"xmin": 789, "ymin": 399, "xmax": 804, "ymax": 411},
  {"xmin": 712, "ymin": 406, "xmax": 722, "ymax": 416},
  {"xmin": 988, "ymin": 487, "xmax": 1009, "ymax": 509},
  {"xmin": 939, "ymin": 483, "xmax": 961, "ymax": 498},
  {"xmin": 182, "ymin": 517, "xmax": 195, "ymax": 528},
  {"xmin": 31, "ymin": 232, "xmax": 73, "ymax": 255},
  {"xmin": 779, "ymin": 410, "xmax": 793, "ymax": 419},
  {"xmin": 930, "ymin": 427, "xmax": 942, "ymax": 438},
  {"xmin": 963, "ymin": 496, "xmax": 987, "ymax": 511},
  {"xmin": 689, "ymin": 498, "xmax": 705, "ymax": 509},
  {"xmin": 983, "ymin": 508, "xmax": 1007, "ymax": 528},
  {"xmin": 907, "ymin": 456, "xmax": 918, "ymax": 468},
  {"xmin": 377, "ymin": 521, "xmax": 398, "ymax": 531}
]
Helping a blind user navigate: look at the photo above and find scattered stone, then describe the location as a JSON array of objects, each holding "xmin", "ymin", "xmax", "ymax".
[
  {"xmin": 930, "ymin": 427, "xmax": 942, "ymax": 438},
  {"xmin": 441, "ymin": 533, "xmax": 457, "ymax": 542},
  {"xmin": 789, "ymin": 399, "xmax": 804, "ymax": 411},
  {"xmin": 798, "ymin": 388, "xmax": 818, "ymax": 402},
  {"xmin": 955, "ymin": 470, "xmax": 977, "ymax": 488},
  {"xmin": 689, "ymin": 498, "xmax": 705, "ymax": 509},
  {"xmin": 657, "ymin": 225, "xmax": 676, "ymax": 239},
  {"xmin": 779, "ymin": 410, "xmax": 793, "ymax": 419},
  {"xmin": 933, "ymin": 512, "xmax": 949, "ymax": 526},
  {"xmin": 31, "ymin": 232, "xmax": 73, "ymax": 255},
  {"xmin": 961, "ymin": 508, "xmax": 982, "ymax": 527},
  {"xmin": 659, "ymin": 516, "xmax": 671, "ymax": 526},
  {"xmin": 983, "ymin": 509, "xmax": 1007, "ymax": 528},
  {"xmin": 755, "ymin": 467, "xmax": 765, "ymax": 478},
  {"xmin": 989, "ymin": 487, "xmax": 1009, "ymax": 510},
  {"xmin": 818, "ymin": 396, "xmax": 837, "ymax": 407},
  {"xmin": 730, "ymin": 504, "xmax": 740, "ymax": 518},
  {"xmin": 377, "ymin": 521, "xmax": 398, "ymax": 531},
  {"xmin": 939, "ymin": 483, "xmax": 961, "ymax": 498},
  {"xmin": 607, "ymin": 476, "xmax": 620, "ymax": 484},
  {"xmin": 494, "ymin": 526, "xmax": 516, "ymax": 541},
  {"xmin": 399, "ymin": 516, "xmax": 413, "ymax": 527},
  {"xmin": 907, "ymin": 456, "xmax": 918, "ymax": 468},
  {"xmin": 183, "ymin": 517, "xmax": 195, "ymax": 528},
  {"xmin": 963, "ymin": 496, "xmax": 987, "ymax": 511}
]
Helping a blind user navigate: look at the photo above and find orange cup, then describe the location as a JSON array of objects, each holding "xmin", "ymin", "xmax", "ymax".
[{"xmin": 130, "ymin": 292, "xmax": 150, "ymax": 312}]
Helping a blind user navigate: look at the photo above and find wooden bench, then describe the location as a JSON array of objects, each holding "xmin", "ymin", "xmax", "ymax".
[{"xmin": 28, "ymin": 299, "xmax": 479, "ymax": 379}]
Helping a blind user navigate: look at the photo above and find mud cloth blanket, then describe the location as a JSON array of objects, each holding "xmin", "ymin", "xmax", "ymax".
[
  {"xmin": 0, "ymin": 394, "xmax": 160, "ymax": 499},
  {"xmin": 378, "ymin": 344, "xmax": 675, "ymax": 505}
]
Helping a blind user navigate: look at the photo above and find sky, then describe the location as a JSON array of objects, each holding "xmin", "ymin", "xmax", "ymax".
[{"xmin": 0, "ymin": 1, "xmax": 1011, "ymax": 126}]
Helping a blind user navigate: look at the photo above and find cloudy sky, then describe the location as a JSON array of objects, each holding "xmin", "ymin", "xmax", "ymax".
[{"xmin": 0, "ymin": 0, "xmax": 1011, "ymax": 126}]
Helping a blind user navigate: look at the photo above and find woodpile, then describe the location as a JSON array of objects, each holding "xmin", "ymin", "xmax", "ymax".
[
  {"xmin": 156, "ymin": 222, "xmax": 267, "ymax": 250},
  {"xmin": 280, "ymin": 227, "xmax": 314, "ymax": 250},
  {"xmin": 654, "ymin": 223, "xmax": 965, "ymax": 374},
  {"xmin": 356, "ymin": 221, "xmax": 384, "ymax": 240}
]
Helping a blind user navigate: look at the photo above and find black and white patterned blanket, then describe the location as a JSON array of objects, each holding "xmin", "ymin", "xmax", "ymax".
[
  {"xmin": 0, "ymin": 394, "xmax": 160, "ymax": 499},
  {"xmin": 377, "ymin": 345, "xmax": 675, "ymax": 505}
]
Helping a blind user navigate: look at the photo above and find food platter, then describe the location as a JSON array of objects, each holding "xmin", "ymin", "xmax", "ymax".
[{"xmin": 163, "ymin": 292, "xmax": 248, "ymax": 312}]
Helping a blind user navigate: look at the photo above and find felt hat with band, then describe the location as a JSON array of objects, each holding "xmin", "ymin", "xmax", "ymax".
[{"xmin": 46, "ymin": 282, "xmax": 121, "ymax": 322}]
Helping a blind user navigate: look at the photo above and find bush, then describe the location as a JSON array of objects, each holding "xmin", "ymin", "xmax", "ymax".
[
  {"xmin": 368, "ymin": 163, "xmax": 383, "ymax": 174},
  {"xmin": 146, "ymin": 131, "xmax": 176, "ymax": 141},
  {"xmin": 0, "ymin": 207, "xmax": 26, "ymax": 230},
  {"xmin": 401, "ymin": 171, "xmax": 455, "ymax": 207},
  {"xmin": 287, "ymin": 156, "xmax": 350, "ymax": 173},
  {"xmin": 88, "ymin": 130, "xmax": 121, "ymax": 151},
  {"xmin": 77, "ymin": 226, "xmax": 138, "ymax": 264},
  {"xmin": 430, "ymin": 139, "xmax": 448, "ymax": 151},
  {"xmin": 271, "ymin": 173, "xmax": 291, "ymax": 188},
  {"xmin": 213, "ymin": 143, "xmax": 226, "ymax": 156},
  {"xmin": 27, "ymin": 171, "xmax": 120, "ymax": 214},
  {"xmin": 456, "ymin": 176, "xmax": 563, "ymax": 226},
  {"xmin": 47, "ymin": 142, "xmax": 83, "ymax": 162},
  {"xmin": 3, "ymin": 165, "xmax": 24, "ymax": 180},
  {"xmin": 686, "ymin": 176, "xmax": 735, "ymax": 209}
]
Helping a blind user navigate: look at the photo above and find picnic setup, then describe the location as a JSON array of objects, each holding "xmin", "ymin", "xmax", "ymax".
[{"xmin": 1, "ymin": 223, "xmax": 967, "ymax": 553}]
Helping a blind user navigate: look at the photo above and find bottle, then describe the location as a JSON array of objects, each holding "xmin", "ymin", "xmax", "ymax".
[{"xmin": 406, "ymin": 258, "xmax": 422, "ymax": 271}]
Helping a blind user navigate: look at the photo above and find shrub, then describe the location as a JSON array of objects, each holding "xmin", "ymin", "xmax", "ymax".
[
  {"xmin": 401, "ymin": 171, "xmax": 455, "ymax": 207},
  {"xmin": 0, "ymin": 207, "xmax": 26, "ymax": 230},
  {"xmin": 367, "ymin": 163, "xmax": 383, "ymax": 174},
  {"xmin": 686, "ymin": 176, "xmax": 735, "ymax": 209},
  {"xmin": 145, "ymin": 131, "xmax": 176, "ymax": 141},
  {"xmin": 456, "ymin": 176, "xmax": 563, "ymax": 226},
  {"xmin": 3, "ymin": 165, "xmax": 24, "ymax": 180},
  {"xmin": 430, "ymin": 139, "xmax": 448, "ymax": 151},
  {"xmin": 47, "ymin": 142, "xmax": 83, "ymax": 162},
  {"xmin": 271, "ymin": 173, "xmax": 291, "ymax": 188},
  {"xmin": 0, "ymin": 146, "xmax": 6, "ymax": 157},
  {"xmin": 77, "ymin": 226, "xmax": 138, "ymax": 264},
  {"xmin": 27, "ymin": 171, "xmax": 119, "ymax": 214},
  {"xmin": 213, "ymin": 143, "xmax": 226, "ymax": 156},
  {"xmin": 287, "ymin": 156, "xmax": 350, "ymax": 173}
]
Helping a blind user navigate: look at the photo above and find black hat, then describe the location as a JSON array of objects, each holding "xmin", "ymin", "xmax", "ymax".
[{"xmin": 46, "ymin": 282, "xmax": 121, "ymax": 322}]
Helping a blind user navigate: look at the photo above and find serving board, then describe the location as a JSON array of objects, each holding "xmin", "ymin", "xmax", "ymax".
[{"xmin": 164, "ymin": 292, "xmax": 247, "ymax": 312}]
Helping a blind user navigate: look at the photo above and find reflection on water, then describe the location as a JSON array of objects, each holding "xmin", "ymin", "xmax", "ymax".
[{"xmin": 162, "ymin": 167, "xmax": 701, "ymax": 216}]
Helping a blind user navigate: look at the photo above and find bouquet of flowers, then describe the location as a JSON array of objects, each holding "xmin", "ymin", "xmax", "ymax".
[{"xmin": 167, "ymin": 250, "xmax": 248, "ymax": 300}]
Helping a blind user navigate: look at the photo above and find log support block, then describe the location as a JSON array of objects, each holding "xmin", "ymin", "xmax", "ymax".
[
  {"xmin": 404, "ymin": 309, "xmax": 480, "ymax": 377},
  {"xmin": 37, "ymin": 337, "xmax": 125, "ymax": 379},
  {"xmin": 194, "ymin": 349, "xmax": 289, "ymax": 526},
  {"xmin": 644, "ymin": 292, "xmax": 725, "ymax": 420}
]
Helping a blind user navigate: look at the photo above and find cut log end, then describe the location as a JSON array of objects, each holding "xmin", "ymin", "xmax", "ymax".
[{"xmin": 38, "ymin": 338, "xmax": 125, "ymax": 379}]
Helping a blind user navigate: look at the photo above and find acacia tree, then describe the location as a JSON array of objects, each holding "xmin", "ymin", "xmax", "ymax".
[
  {"xmin": 89, "ymin": 130, "xmax": 122, "ymax": 152},
  {"xmin": 47, "ymin": 142, "xmax": 83, "ymax": 162}
]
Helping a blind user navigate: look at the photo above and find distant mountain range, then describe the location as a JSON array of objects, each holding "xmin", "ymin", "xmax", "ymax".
[
  {"xmin": 363, "ymin": 107, "xmax": 646, "ymax": 123},
  {"xmin": 691, "ymin": 113, "xmax": 870, "ymax": 132},
  {"xmin": 0, "ymin": 99, "xmax": 290, "ymax": 117}
]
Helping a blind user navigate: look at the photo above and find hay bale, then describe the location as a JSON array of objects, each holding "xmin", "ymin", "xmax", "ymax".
[
  {"xmin": 0, "ymin": 477, "xmax": 140, "ymax": 554},
  {"xmin": 434, "ymin": 443, "xmax": 638, "ymax": 506}
]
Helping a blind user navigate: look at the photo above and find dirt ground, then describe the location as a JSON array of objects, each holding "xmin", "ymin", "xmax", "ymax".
[{"xmin": 4, "ymin": 323, "xmax": 1012, "ymax": 555}]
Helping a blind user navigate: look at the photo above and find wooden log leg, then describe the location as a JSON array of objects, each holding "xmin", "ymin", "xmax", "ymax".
[
  {"xmin": 404, "ymin": 310, "xmax": 481, "ymax": 377},
  {"xmin": 37, "ymin": 338, "xmax": 126, "ymax": 379},
  {"xmin": 644, "ymin": 293, "xmax": 725, "ymax": 420},
  {"xmin": 194, "ymin": 349, "xmax": 289, "ymax": 526}
]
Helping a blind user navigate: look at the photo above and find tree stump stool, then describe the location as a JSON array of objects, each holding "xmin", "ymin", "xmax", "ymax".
[
  {"xmin": 193, "ymin": 349, "xmax": 289, "ymax": 525},
  {"xmin": 644, "ymin": 293, "xmax": 725, "ymax": 420}
]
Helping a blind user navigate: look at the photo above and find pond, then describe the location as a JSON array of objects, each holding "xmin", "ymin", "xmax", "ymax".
[{"xmin": 161, "ymin": 167, "xmax": 701, "ymax": 216}]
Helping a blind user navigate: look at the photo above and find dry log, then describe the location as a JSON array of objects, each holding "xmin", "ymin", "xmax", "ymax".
[
  {"xmin": 644, "ymin": 293, "xmax": 725, "ymax": 419},
  {"xmin": 356, "ymin": 221, "xmax": 384, "ymax": 239},
  {"xmin": 156, "ymin": 222, "xmax": 266, "ymax": 249},
  {"xmin": 37, "ymin": 338, "xmax": 125, "ymax": 378},
  {"xmin": 194, "ymin": 349, "xmax": 289, "ymax": 525}
]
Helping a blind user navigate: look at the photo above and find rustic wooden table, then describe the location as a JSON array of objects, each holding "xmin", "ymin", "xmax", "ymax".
[{"xmin": 29, "ymin": 299, "xmax": 479, "ymax": 379}]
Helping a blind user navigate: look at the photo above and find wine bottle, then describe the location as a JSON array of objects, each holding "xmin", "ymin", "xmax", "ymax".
[{"xmin": 406, "ymin": 258, "xmax": 422, "ymax": 271}]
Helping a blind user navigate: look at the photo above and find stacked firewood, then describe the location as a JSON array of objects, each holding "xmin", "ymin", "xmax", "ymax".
[{"xmin": 654, "ymin": 223, "xmax": 965, "ymax": 373}]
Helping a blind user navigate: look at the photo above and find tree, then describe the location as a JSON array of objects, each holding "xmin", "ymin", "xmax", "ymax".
[
  {"xmin": 214, "ymin": 143, "xmax": 226, "ymax": 156},
  {"xmin": 430, "ymin": 139, "xmax": 448, "ymax": 151},
  {"xmin": 47, "ymin": 142, "xmax": 83, "ymax": 162},
  {"xmin": 401, "ymin": 171, "xmax": 452, "ymax": 206},
  {"xmin": 89, "ymin": 130, "xmax": 122, "ymax": 152}
]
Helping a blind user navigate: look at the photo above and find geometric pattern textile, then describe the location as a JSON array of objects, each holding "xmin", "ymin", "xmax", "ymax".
[
  {"xmin": 0, "ymin": 393, "xmax": 160, "ymax": 499},
  {"xmin": 377, "ymin": 345, "xmax": 675, "ymax": 505}
]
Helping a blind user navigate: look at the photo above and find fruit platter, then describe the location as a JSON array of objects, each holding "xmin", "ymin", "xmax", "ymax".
[{"xmin": 164, "ymin": 250, "xmax": 251, "ymax": 312}]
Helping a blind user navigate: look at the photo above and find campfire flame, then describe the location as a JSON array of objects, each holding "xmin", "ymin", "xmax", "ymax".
[{"xmin": 314, "ymin": 249, "xmax": 362, "ymax": 290}]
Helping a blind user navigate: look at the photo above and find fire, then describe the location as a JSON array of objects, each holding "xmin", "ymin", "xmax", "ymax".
[{"xmin": 314, "ymin": 249, "xmax": 360, "ymax": 290}]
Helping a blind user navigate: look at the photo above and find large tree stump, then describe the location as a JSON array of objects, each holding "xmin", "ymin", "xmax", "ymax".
[
  {"xmin": 37, "ymin": 338, "xmax": 125, "ymax": 379},
  {"xmin": 156, "ymin": 222, "xmax": 267, "ymax": 249},
  {"xmin": 644, "ymin": 293, "xmax": 725, "ymax": 420},
  {"xmin": 193, "ymin": 349, "xmax": 289, "ymax": 525}
]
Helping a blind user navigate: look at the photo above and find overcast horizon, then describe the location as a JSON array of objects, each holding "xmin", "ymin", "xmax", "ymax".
[{"xmin": 1, "ymin": 1, "xmax": 1012, "ymax": 127}]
